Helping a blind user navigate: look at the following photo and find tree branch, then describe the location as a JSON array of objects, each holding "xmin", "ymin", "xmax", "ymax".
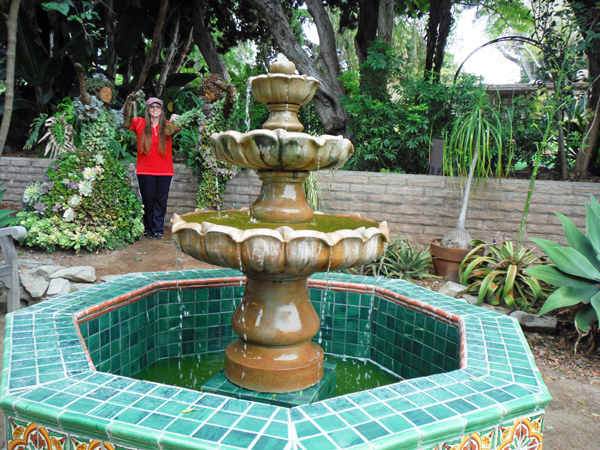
[
  {"xmin": 192, "ymin": 0, "xmax": 229, "ymax": 81},
  {"xmin": 135, "ymin": 0, "xmax": 169, "ymax": 90}
]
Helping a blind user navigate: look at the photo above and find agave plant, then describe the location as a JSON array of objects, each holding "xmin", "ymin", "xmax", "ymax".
[
  {"xmin": 459, "ymin": 240, "xmax": 547, "ymax": 310},
  {"xmin": 524, "ymin": 195, "xmax": 600, "ymax": 337},
  {"xmin": 362, "ymin": 237, "xmax": 438, "ymax": 282}
]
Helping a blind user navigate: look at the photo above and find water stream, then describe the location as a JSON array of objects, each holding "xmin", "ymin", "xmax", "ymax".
[{"xmin": 245, "ymin": 78, "xmax": 252, "ymax": 132}]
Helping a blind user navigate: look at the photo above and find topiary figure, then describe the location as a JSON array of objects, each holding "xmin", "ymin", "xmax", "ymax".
[{"xmin": 17, "ymin": 64, "xmax": 144, "ymax": 252}]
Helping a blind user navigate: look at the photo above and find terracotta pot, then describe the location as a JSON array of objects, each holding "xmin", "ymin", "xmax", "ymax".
[{"xmin": 430, "ymin": 239, "xmax": 482, "ymax": 282}]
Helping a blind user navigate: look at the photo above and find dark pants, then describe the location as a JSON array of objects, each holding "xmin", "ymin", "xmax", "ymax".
[{"xmin": 137, "ymin": 175, "xmax": 172, "ymax": 235}]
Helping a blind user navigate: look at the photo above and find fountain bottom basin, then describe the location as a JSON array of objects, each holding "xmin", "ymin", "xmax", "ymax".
[{"xmin": 0, "ymin": 270, "xmax": 550, "ymax": 450}]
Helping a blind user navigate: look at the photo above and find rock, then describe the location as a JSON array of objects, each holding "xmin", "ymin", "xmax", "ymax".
[
  {"xmin": 70, "ymin": 283, "xmax": 95, "ymax": 293},
  {"xmin": 438, "ymin": 281, "xmax": 468, "ymax": 298},
  {"xmin": 511, "ymin": 310, "xmax": 558, "ymax": 333},
  {"xmin": 19, "ymin": 273, "xmax": 49, "ymax": 299},
  {"xmin": 100, "ymin": 274, "xmax": 122, "ymax": 282},
  {"xmin": 18, "ymin": 259, "xmax": 54, "ymax": 270},
  {"xmin": 31, "ymin": 265, "xmax": 66, "ymax": 278},
  {"xmin": 46, "ymin": 278, "xmax": 71, "ymax": 298},
  {"xmin": 19, "ymin": 285, "xmax": 33, "ymax": 301},
  {"xmin": 481, "ymin": 304, "xmax": 512, "ymax": 315},
  {"xmin": 461, "ymin": 294, "xmax": 479, "ymax": 305},
  {"xmin": 50, "ymin": 266, "xmax": 96, "ymax": 283}
]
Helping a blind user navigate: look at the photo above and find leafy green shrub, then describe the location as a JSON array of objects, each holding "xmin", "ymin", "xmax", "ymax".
[
  {"xmin": 173, "ymin": 99, "xmax": 239, "ymax": 209},
  {"xmin": 525, "ymin": 195, "xmax": 600, "ymax": 335},
  {"xmin": 0, "ymin": 183, "xmax": 17, "ymax": 228},
  {"xmin": 460, "ymin": 240, "xmax": 547, "ymax": 310},
  {"xmin": 342, "ymin": 43, "xmax": 473, "ymax": 174}
]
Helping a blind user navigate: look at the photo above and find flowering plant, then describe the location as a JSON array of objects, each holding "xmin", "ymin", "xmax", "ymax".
[{"xmin": 18, "ymin": 147, "xmax": 143, "ymax": 252}]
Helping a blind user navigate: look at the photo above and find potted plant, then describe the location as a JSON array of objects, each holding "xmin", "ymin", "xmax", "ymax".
[{"xmin": 431, "ymin": 84, "xmax": 511, "ymax": 281}]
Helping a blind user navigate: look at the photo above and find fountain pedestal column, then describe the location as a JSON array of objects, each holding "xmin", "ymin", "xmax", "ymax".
[
  {"xmin": 250, "ymin": 171, "xmax": 313, "ymax": 223},
  {"xmin": 225, "ymin": 276, "xmax": 324, "ymax": 393}
]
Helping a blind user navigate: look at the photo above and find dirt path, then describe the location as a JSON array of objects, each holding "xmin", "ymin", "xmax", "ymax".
[
  {"xmin": 18, "ymin": 228, "xmax": 218, "ymax": 279},
  {"xmin": 5, "ymin": 235, "xmax": 600, "ymax": 449}
]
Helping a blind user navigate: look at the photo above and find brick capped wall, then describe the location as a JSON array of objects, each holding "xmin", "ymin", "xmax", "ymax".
[
  {"xmin": 222, "ymin": 169, "xmax": 600, "ymax": 246},
  {"xmin": 3, "ymin": 157, "xmax": 600, "ymax": 246},
  {"xmin": 0, "ymin": 157, "xmax": 200, "ymax": 224}
]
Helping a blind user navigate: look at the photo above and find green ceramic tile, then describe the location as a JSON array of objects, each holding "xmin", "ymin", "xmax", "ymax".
[
  {"xmin": 264, "ymin": 421, "xmax": 288, "ymax": 438},
  {"xmin": 299, "ymin": 434, "xmax": 337, "ymax": 450},
  {"xmin": 220, "ymin": 429, "xmax": 257, "ymax": 448},
  {"xmin": 355, "ymin": 420, "xmax": 390, "ymax": 441},
  {"xmin": 328, "ymin": 428, "xmax": 365, "ymax": 448},
  {"xmin": 253, "ymin": 435, "xmax": 287, "ymax": 450},
  {"xmin": 139, "ymin": 412, "xmax": 176, "ymax": 430},
  {"xmin": 192, "ymin": 423, "xmax": 228, "ymax": 442}
]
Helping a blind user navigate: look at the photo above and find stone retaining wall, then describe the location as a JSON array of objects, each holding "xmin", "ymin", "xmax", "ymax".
[{"xmin": 3, "ymin": 156, "xmax": 600, "ymax": 246}]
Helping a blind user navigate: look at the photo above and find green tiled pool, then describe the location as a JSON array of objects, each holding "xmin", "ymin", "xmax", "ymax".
[{"xmin": 0, "ymin": 270, "xmax": 551, "ymax": 450}]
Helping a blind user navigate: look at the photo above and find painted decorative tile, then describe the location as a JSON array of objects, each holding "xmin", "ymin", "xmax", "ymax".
[
  {"xmin": 7, "ymin": 420, "xmax": 68, "ymax": 450},
  {"xmin": 441, "ymin": 427, "xmax": 495, "ymax": 450},
  {"xmin": 8, "ymin": 417, "xmax": 37, "ymax": 450},
  {"xmin": 40, "ymin": 427, "xmax": 69, "ymax": 450},
  {"xmin": 70, "ymin": 435, "xmax": 114, "ymax": 450},
  {"xmin": 497, "ymin": 416, "xmax": 543, "ymax": 450}
]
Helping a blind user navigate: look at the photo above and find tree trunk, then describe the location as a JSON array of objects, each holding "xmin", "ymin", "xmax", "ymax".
[
  {"xmin": 192, "ymin": 0, "xmax": 229, "ymax": 81},
  {"xmin": 424, "ymin": 0, "xmax": 453, "ymax": 81},
  {"xmin": 569, "ymin": 0, "xmax": 600, "ymax": 175},
  {"xmin": 558, "ymin": 109, "xmax": 567, "ymax": 180},
  {"xmin": 0, "ymin": 0, "xmax": 22, "ymax": 159},
  {"xmin": 246, "ymin": 0, "xmax": 348, "ymax": 135},
  {"xmin": 377, "ymin": 0, "xmax": 394, "ymax": 45},
  {"xmin": 355, "ymin": 0, "xmax": 379, "ymax": 66},
  {"xmin": 432, "ymin": 0, "xmax": 453, "ymax": 76},
  {"xmin": 157, "ymin": 10, "xmax": 181, "ymax": 96},
  {"xmin": 169, "ymin": 27, "xmax": 193, "ymax": 75},
  {"xmin": 105, "ymin": 0, "xmax": 117, "ymax": 79},
  {"xmin": 579, "ymin": 49, "xmax": 600, "ymax": 175},
  {"xmin": 135, "ymin": 0, "xmax": 169, "ymax": 90}
]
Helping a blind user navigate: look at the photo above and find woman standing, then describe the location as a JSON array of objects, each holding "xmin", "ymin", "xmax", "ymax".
[{"xmin": 123, "ymin": 96, "xmax": 179, "ymax": 239}]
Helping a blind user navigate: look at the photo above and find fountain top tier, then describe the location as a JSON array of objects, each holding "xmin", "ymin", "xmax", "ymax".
[
  {"xmin": 213, "ymin": 57, "xmax": 350, "ymax": 174},
  {"xmin": 250, "ymin": 56, "xmax": 320, "ymax": 132}
]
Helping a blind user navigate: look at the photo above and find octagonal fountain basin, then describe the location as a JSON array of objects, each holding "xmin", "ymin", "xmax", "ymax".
[{"xmin": 0, "ymin": 270, "xmax": 550, "ymax": 450}]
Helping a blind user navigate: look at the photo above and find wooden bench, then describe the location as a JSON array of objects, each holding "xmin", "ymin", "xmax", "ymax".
[{"xmin": 0, "ymin": 226, "xmax": 26, "ymax": 313}]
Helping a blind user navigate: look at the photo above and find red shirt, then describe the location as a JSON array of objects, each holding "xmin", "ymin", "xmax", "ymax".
[{"xmin": 130, "ymin": 117, "xmax": 175, "ymax": 176}]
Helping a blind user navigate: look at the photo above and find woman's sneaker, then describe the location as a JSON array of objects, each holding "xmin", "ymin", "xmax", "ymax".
[
  {"xmin": 143, "ymin": 231, "xmax": 152, "ymax": 238},
  {"xmin": 153, "ymin": 233, "xmax": 163, "ymax": 240}
]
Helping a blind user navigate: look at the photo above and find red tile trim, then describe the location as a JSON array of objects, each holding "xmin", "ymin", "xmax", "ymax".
[{"xmin": 74, "ymin": 277, "xmax": 245, "ymax": 324}]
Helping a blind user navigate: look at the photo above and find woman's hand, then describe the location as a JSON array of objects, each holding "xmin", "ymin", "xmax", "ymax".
[{"xmin": 170, "ymin": 114, "xmax": 180, "ymax": 123}]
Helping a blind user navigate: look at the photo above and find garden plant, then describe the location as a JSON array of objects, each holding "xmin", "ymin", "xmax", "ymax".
[
  {"xmin": 352, "ymin": 237, "xmax": 437, "ymax": 283},
  {"xmin": 17, "ymin": 72, "xmax": 144, "ymax": 252},
  {"xmin": 525, "ymin": 195, "xmax": 600, "ymax": 345},
  {"xmin": 459, "ymin": 240, "xmax": 547, "ymax": 310}
]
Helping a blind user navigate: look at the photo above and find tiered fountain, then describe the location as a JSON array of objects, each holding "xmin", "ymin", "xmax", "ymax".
[{"xmin": 171, "ymin": 58, "xmax": 390, "ymax": 393}]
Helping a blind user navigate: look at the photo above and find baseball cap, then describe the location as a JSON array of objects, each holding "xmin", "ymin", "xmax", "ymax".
[{"xmin": 146, "ymin": 97, "xmax": 163, "ymax": 107}]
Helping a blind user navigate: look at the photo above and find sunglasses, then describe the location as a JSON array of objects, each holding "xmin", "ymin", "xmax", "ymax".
[{"xmin": 148, "ymin": 104, "xmax": 162, "ymax": 109}]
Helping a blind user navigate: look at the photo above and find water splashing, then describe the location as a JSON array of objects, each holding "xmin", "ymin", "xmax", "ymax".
[
  {"xmin": 318, "ymin": 251, "xmax": 333, "ymax": 344},
  {"xmin": 245, "ymin": 78, "xmax": 252, "ymax": 132},
  {"xmin": 174, "ymin": 247, "xmax": 184, "ymax": 358}
]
